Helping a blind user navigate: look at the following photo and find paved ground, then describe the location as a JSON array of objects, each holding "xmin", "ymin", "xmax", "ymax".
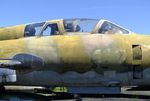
[
  {"xmin": 54, "ymin": 98, "xmax": 148, "ymax": 101},
  {"xmin": 0, "ymin": 92, "xmax": 150, "ymax": 101},
  {"xmin": 0, "ymin": 86, "xmax": 150, "ymax": 101}
]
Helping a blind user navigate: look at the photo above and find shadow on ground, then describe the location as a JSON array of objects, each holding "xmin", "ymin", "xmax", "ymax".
[{"xmin": 0, "ymin": 90, "xmax": 150, "ymax": 101}]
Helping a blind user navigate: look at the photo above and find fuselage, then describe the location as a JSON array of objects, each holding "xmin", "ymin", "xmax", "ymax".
[
  {"xmin": 0, "ymin": 18, "xmax": 150, "ymax": 87},
  {"xmin": 0, "ymin": 33, "xmax": 150, "ymax": 87}
]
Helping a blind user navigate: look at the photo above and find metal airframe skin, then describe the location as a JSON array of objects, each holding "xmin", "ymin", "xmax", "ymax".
[{"xmin": 0, "ymin": 19, "xmax": 150, "ymax": 88}]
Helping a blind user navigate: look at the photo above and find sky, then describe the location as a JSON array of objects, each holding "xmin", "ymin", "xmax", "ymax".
[{"xmin": 0, "ymin": 0, "xmax": 150, "ymax": 34}]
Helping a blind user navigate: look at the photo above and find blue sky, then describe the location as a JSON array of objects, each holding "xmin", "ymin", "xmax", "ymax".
[{"xmin": 0, "ymin": 0, "xmax": 149, "ymax": 34}]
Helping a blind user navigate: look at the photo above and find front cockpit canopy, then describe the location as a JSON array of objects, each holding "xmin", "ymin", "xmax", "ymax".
[{"xmin": 24, "ymin": 22, "xmax": 45, "ymax": 37}]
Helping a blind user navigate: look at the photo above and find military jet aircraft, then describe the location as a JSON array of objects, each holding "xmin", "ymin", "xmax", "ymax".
[{"xmin": 0, "ymin": 18, "xmax": 150, "ymax": 94}]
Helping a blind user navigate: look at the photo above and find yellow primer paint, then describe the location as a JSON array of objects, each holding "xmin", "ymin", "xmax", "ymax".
[
  {"xmin": 0, "ymin": 39, "xmax": 25, "ymax": 58},
  {"xmin": 25, "ymin": 37, "xmax": 59, "ymax": 64},
  {"xmin": 53, "ymin": 36, "xmax": 92, "ymax": 72},
  {"xmin": 0, "ymin": 25, "xmax": 25, "ymax": 40},
  {"xmin": 124, "ymin": 34, "xmax": 150, "ymax": 67}
]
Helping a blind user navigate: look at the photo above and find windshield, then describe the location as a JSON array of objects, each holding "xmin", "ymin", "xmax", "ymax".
[
  {"xmin": 24, "ymin": 22, "xmax": 45, "ymax": 37},
  {"xmin": 63, "ymin": 19, "xmax": 99, "ymax": 33},
  {"xmin": 98, "ymin": 21, "xmax": 129, "ymax": 34}
]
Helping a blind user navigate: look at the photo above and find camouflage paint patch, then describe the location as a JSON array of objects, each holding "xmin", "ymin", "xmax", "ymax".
[
  {"xmin": 53, "ymin": 35, "xmax": 92, "ymax": 72},
  {"xmin": 0, "ymin": 39, "xmax": 25, "ymax": 58}
]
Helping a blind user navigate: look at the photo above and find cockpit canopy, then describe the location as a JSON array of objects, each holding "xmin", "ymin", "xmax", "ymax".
[
  {"xmin": 63, "ymin": 19, "xmax": 99, "ymax": 33},
  {"xmin": 24, "ymin": 18, "xmax": 131, "ymax": 37},
  {"xmin": 98, "ymin": 21, "xmax": 129, "ymax": 34},
  {"xmin": 24, "ymin": 22, "xmax": 45, "ymax": 37},
  {"xmin": 63, "ymin": 18, "xmax": 130, "ymax": 34}
]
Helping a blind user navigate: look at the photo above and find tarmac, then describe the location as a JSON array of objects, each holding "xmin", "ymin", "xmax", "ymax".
[{"xmin": 0, "ymin": 86, "xmax": 150, "ymax": 101}]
